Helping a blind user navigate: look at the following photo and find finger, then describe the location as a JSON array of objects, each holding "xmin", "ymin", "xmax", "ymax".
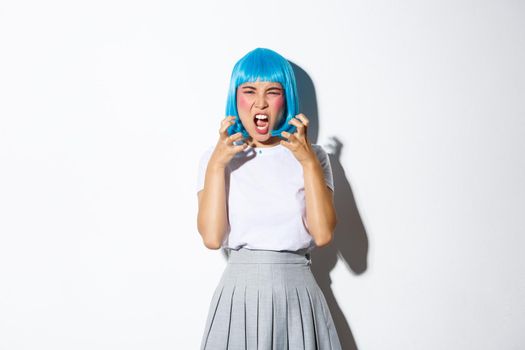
[
  {"xmin": 232, "ymin": 143, "xmax": 249, "ymax": 153},
  {"xmin": 280, "ymin": 138, "xmax": 292, "ymax": 149},
  {"xmin": 281, "ymin": 131, "xmax": 291, "ymax": 140},
  {"xmin": 295, "ymin": 114, "xmax": 309, "ymax": 126},
  {"xmin": 281, "ymin": 131, "xmax": 298, "ymax": 144},
  {"xmin": 226, "ymin": 132, "xmax": 244, "ymax": 145},
  {"xmin": 219, "ymin": 116, "xmax": 237, "ymax": 138},
  {"xmin": 287, "ymin": 118, "xmax": 305, "ymax": 138},
  {"xmin": 224, "ymin": 115, "xmax": 236, "ymax": 122},
  {"xmin": 220, "ymin": 115, "xmax": 236, "ymax": 128},
  {"xmin": 294, "ymin": 114, "xmax": 309, "ymax": 137}
]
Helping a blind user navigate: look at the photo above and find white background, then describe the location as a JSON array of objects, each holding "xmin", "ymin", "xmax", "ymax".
[{"xmin": 1, "ymin": 0, "xmax": 524, "ymax": 349}]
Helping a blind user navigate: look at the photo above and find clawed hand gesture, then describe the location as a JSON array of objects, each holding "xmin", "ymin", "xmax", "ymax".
[
  {"xmin": 280, "ymin": 113, "xmax": 317, "ymax": 166},
  {"xmin": 210, "ymin": 113, "xmax": 318, "ymax": 168},
  {"xmin": 210, "ymin": 116, "xmax": 248, "ymax": 168}
]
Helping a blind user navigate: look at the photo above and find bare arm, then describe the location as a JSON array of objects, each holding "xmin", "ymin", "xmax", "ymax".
[
  {"xmin": 280, "ymin": 113, "xmax": 337, "ymax": 247},
  {"xmin": 197, "ymin": 116, "xmax": 248, "ymax": 249},
  {"xmin": 302, "ymin": 158, "xmax": 337, "ymax": 247},
  {"xmin": 197, "ymin": 161, "xmax": 229, "ymax": 250}
]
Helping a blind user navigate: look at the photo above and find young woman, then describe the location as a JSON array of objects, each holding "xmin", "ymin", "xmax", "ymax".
[{"xmin": 196, "ymin": 48, "xmax": 342, "ymax": 349}]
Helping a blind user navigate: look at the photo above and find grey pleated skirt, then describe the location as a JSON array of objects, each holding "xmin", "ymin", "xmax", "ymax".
[{"xmin": 200, "ymin": 247, "xmax": 342, "ymax": 350}]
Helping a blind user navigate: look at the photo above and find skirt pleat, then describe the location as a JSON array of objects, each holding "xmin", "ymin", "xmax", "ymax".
[
  {"xmin": 200, "ymin": 248, "xmax": 342, "ymax": 350},
  {"xmin": 286, "ymin": 286, "xmax": 305, "ymax": 349},
  {"xmin": 273, "ymin": 284, "xmax": 288, "ymax": 349},
  {"xmin": 245, "ymin": 286, "xmax": 258, "ymax": 349},
  {"xmin": 229, "ymin": 284, "xmax": 246, "ymax": 349}
]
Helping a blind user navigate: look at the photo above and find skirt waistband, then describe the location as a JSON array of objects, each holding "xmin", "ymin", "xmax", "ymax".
[{"xmin": 227, "ymin": 248, "xmax": 312, "ymax": 265}]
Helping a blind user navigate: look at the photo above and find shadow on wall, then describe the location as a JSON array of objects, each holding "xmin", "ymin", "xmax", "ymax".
[
  {"xmin": 220, "ymin": 61, "xmax": 369, "ymax": 350},
  {"xmin": 293, "ymin": 61, "xmax": 370, "ymax": 350}
]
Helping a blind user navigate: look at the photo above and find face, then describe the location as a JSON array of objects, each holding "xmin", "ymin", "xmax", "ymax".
[{"xmin": 236, "ymin": 81, "xmax": 286, "ymax": 146}]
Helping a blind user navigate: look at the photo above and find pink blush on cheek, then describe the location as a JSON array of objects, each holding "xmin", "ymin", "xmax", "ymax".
[
  {"xmin": 237, "ymin": 93, "xmax": 251, "ymax": 109},
  {"xmin": 272, "ymin": 95, "xmax": 285, "ymax": 109}
]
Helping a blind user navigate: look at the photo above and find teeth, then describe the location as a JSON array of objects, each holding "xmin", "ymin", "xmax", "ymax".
[{"xmin": 255, "ymin": 114, "xmax": 268, "ymax": 120}]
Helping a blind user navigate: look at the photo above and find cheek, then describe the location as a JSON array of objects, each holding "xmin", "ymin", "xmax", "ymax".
[
  {"xmin": 237, "ymin": 94, "xmax": 251, "ymax": 111},
  {"xmin": 272, "ymin": 96, "xmax": 285, "ymax": 110}
]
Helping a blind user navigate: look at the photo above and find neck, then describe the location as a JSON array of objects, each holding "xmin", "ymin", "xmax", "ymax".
[{"xmin": 247, "ymin": 136, "xmax": 282, "ymax": 148}]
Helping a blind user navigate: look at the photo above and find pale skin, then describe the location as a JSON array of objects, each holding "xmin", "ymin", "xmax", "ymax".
[{"xmin": 197, "ymin": 81, "xmax": 337, "ymax": 249}]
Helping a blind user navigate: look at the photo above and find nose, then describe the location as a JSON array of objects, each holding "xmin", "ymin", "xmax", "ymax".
[{"xmin": 254, "ymin": 93, "xmax": 268, "ymax": 109}]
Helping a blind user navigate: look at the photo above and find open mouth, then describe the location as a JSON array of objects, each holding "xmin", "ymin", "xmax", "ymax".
[{"xmin": 253, "ymin": 114, "xmax": 269, "ymax": 134}]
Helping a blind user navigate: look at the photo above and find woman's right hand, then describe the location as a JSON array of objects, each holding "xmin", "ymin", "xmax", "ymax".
[{"xmin": 209, "ymin": 116, "xmax": 248, "ymax": 168}]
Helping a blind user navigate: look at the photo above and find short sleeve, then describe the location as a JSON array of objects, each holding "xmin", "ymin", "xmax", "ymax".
[
  {"xmin": 196, "ymin": 146, "xmax": 215, "ymax": 194},
  {"xmin": 312, "ymin": 144, "xmax": 334, "ymax": 192}
]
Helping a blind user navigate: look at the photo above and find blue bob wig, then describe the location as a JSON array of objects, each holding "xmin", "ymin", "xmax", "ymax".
[{"xmin": 226, "ymin": 48, "xmax": 299, "ymax": 138}]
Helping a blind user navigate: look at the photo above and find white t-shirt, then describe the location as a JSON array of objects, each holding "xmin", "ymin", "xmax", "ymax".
[{"xmin": 196, "ymin": 143, "xmax": 334, "ymax": 253}]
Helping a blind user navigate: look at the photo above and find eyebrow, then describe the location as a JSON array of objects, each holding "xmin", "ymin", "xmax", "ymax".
[{"xmin": 240, "ymin": 85, "xmax": 283, "ymax": 92}]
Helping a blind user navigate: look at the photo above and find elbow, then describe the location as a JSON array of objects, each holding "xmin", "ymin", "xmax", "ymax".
[
  {"xmin": 199, "ymin": 230, "xmax": 223, "ymax": 250},
  {"xmin": 198, "ymin": 227, "xmax": 225, "ymax": 250},
  {"xmin": 314, "ymin": 232, "xmax": 334, "ymax": 248},
  {"xmin": 314, "ymin": 219, "xmax": 337, "ymax": 248},
  {"xmin": 203, "ymin": 238, "xmax": 222, "ymax": 250},
  {"xmin": 197, "ymin": 221, "xmax": 222, "ymax": 250}
]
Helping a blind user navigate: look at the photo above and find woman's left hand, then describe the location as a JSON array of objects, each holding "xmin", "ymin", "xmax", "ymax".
[{"xmin": 280, "ymin": 113, "xmax": 318, "ymax": 166}]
